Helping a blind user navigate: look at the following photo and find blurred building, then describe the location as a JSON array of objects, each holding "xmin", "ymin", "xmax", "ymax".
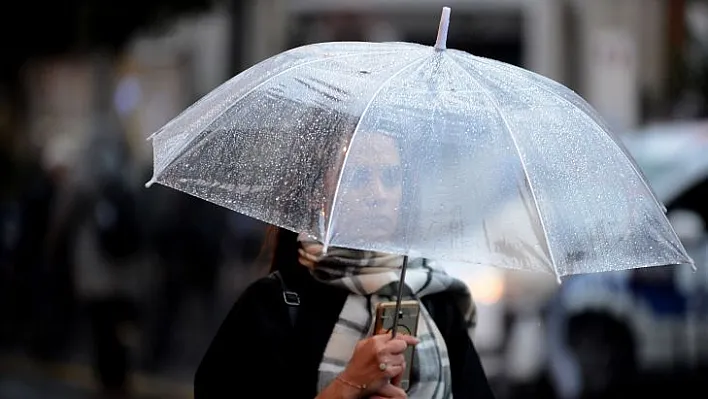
[
  {"xmin": 232, "ymin": 0, "xmax": 684, "ymax": 134},
  {"xmin": 20, "ymin": 0, "xmax": 692, "ymax": 168},
  {"xmin": 288, "ymin": 0, "xmax": 676, "ymax": 132}
]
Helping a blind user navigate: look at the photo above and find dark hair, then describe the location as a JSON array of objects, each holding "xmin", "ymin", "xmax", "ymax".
[{"xmin": 260, "ymin": 226, "xmax": 299, "ymax": 274}]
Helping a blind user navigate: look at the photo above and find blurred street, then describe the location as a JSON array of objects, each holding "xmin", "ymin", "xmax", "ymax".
[
  {"xmin": 0, "ymin": 260, "xmax": 261, "ymax": 398},
  {"xmin": 0, "ymin": 358, "xmax": 191, "ymax": 399},
  {"xmin": 0, "ymin": 375, "xmax": 95, "ymax": 399}
]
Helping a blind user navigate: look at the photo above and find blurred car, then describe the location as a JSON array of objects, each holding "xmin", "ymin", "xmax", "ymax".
[
  {"xmin": 621, "ymin": 120, "xmax": 708, "ymax": 207},
  {"xmin": 436, "ymin": 120, "xmax": 708, "ymax": 389},
  {"xmin": 544, "ymin": 120, "xmax": 708, "ymax": 397}
]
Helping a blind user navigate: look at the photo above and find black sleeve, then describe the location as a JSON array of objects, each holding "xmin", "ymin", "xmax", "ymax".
[
  {"xmin": 445, "ymin": 303, "xmax": 497, "ymax": 399},
  {"xmin": 194, "ymin": 277, "xmax": 299, "ymax": 398}
]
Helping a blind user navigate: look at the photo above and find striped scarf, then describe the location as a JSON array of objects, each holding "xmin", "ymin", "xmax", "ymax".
[{"xmin": 298, "ymin": 234, "xmax": 476, "ymax": 399}]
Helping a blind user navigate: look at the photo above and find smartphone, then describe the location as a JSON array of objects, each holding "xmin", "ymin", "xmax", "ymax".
[{"xmin": 374, "ymin": 300, "xmax": 420, "ymax": 391}]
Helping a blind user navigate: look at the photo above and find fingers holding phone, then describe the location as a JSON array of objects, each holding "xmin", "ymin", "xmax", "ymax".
[
  {"xmin": 336, "ymin": 332, "xmax": 419, "ymax": 397},
  {"xmin": 374, "ymin": 301, "xmax": 421, "ymax": 391},
  {"xmin": 371, "ymin": 382, "xmax": 408, "ymax": 399}
]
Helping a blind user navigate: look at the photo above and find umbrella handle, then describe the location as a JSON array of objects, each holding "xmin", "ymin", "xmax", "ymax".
[
  {"xmin": 434, "ymin": 7, "xmax": 451, "ymax": 51},
  {"xmin": 390, "ymin": 256, "xmax": 410, "ymax": 339}
]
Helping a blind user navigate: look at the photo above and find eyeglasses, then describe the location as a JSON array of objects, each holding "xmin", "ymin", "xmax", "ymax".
[{"xmin": 348, "ymin": 165, "xmax": 402, "ymax": 190}]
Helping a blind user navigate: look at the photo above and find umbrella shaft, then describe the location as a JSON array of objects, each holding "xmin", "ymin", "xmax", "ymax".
[{"xmin": 391, "ymin": 256, "xmax": 409, "ymax": 339}]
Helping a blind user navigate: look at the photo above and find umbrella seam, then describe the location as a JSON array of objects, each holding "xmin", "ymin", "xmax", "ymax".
[
  {"xmin": 150, "ymin": 43, "xmax": 412, "ymax": 141},
  {"xmin": 464, "ymin": 54, "xmax": 690, "ymax": 266},
  {"xmin": 150, "ymin": 48, "xmax": 410, "ymax": 181},
  {"xmin": 324, "ymin": 53, "xmax": 432, "ymax": 249},
  {"xmin": 466, "ymin": 54, "xmax": 665, "ymax": 211},
  {"xmin": 447, "ymin": 53, "xmax": 559, "ymax": 277}
]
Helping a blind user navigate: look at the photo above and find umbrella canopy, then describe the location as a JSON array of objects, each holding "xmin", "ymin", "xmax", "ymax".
[{"xmin": 147, "ymin": 8, "xmax": 691, "ymax": 278}]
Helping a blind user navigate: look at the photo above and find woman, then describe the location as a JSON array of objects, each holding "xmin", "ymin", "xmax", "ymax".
[{"xmin": 195, "ymin": 131, "xmax": 494, "ymax": 398}]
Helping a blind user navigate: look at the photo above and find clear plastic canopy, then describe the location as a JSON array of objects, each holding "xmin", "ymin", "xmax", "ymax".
[{"xmin": 147, "ymin": 14, "xmax": 691, "ymax": 278}]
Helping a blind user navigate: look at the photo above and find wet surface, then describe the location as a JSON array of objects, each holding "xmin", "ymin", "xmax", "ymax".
[{"xmin": 0, "ymin": 375, "xmax": 91, "ymax": 399}]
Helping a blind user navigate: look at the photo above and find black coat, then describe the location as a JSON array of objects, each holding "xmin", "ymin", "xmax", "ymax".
[{"xmin": 194, "ymin": 259, "xmax": 495, "ymax": 398}]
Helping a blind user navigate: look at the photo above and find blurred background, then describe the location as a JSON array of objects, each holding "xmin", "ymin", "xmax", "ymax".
[{"xmin": 1, "ymin": 0, "xmax": 707, "ymax": 398}]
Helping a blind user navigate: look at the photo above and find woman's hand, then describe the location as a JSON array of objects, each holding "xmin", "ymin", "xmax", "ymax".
[
  {"xmin": 317, "ymin": 332, "xmax": 418, "ymax": 399},
  {"xmin": 341, "ymin": 332, "xmax": 418, "ymax": 397},
  {"xmin": 370, "ymin": 383, "xmax": 408, "ymax": 399}
]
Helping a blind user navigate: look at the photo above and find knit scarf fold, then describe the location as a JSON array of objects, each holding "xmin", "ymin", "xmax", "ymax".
[{"xmin": 298, "ymin": 234, "xmax": 476, "ymax": 399}]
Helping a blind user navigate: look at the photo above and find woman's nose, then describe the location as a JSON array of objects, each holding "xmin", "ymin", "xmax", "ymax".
[{"xmin": 363, "ymin": 179, "xmax": 390, "ymax": 206}]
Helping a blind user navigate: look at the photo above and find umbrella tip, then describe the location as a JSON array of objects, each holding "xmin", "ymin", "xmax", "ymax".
[
  {"xmin": 145, "ymin": 178, "xmax": 156, "ymax": 188},
  {"xmin": 434, "ymin": 6, "xmax": 451, "ymax": 51}
]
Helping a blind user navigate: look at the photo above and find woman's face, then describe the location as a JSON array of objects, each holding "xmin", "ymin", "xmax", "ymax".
[{"xmin": 329, "ymin": 133, "xmax": 404, "ymax": 242}]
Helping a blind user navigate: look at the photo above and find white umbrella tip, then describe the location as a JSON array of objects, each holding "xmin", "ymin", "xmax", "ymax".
[
  {"xmin": 434, "ymin": 6, "xmax": 452, "ymax": 51},
  {"xmin": 145, "ymin": 178, "xmax": 156, "ymax": 188}
]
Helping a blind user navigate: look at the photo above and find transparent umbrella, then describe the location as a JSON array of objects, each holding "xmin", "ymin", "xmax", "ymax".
[{"xmin": 146, "ymin": 8, "xmax": 691, "ymax": 283}]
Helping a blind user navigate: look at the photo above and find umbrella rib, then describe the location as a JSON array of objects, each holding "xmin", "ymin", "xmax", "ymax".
[
  {"xmin": 151, "ymin": 48, "xmax": 408, "ymax": 180},
  {"xmin": 465, "ymin": 54, "xmax": 694, "ymax": 271},
  {"xmin": 467, "ymin": 55, "xmax": 666, "ymax": 219},
  {"xmin": 448, "ymin": 53, "xmax": 560, "ymax": 277},
  {"xmin": 323, "ymin": 54, "xmax": 431, "ymax": 249}
]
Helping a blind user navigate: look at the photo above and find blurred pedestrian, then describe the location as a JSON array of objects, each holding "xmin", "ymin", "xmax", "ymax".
[{"xmin": 71, "ymin": 118, "xmax": 150, "ymax": 398}]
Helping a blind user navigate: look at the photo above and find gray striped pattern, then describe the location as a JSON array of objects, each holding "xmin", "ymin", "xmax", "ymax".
[{"xmin": 298, "ymin": 235, "xmax": 476, "ymax": 398}]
